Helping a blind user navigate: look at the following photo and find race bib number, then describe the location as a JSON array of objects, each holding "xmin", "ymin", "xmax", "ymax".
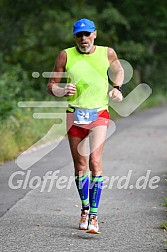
[{"xmin": 74, "ymin": 108, "xmax": 98, "ymax": 124}]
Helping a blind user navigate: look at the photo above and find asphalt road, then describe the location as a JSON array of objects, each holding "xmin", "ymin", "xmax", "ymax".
[{"xmin": 0, "ymin": 105, "xmax": 167, "ymax": 252}]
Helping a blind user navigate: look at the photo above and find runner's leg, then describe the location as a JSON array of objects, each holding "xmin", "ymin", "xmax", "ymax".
[
  {"xmin": 89, "ymin": 126, "xmax": 107, "ymax": 216},
  {"xmin": 68, "ymin": 136, "xmax": 90, "ymax": 229}
]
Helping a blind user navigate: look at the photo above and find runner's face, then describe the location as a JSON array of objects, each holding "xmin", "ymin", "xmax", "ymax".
[{"xmin": 74, "ymin": 31, "xmax": 96, "ymax": 53}]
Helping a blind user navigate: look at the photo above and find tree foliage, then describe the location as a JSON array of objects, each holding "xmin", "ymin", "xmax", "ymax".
[{"xmin": 0, "ymin": 0, "xmax": 167, "ymax": 119}]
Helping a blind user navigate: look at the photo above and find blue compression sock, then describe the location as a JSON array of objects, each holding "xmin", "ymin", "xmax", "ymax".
[
  {"xmin": 89, "ymin": 176, "xmax": 103, "ymax": 215},
  {"xmin": 75, "ymin": 173, "xmax": 89, "ymax": 210}
]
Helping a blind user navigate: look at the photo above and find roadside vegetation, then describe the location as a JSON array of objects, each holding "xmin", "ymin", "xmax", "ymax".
[{"xmin": 160, "ymin": 197, "xmax": 167, "ymax": 243}]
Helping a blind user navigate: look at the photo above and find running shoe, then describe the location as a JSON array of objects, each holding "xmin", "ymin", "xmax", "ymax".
[
  {"xmin": 79, "ymin": 210, "xmax": 89, "ymax": 230},
  {"xmin": 87, "ymin": 215, "xmax": 99, "ymax": 233}
]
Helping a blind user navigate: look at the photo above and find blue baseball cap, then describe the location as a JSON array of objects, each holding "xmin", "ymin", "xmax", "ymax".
[{"xmin": 73, "ymin": 18, "xmax": 96, "ymax": 35}]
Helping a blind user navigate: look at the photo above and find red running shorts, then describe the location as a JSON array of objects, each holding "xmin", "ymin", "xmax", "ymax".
[{"xmin": 66, "ymin": 109, "xmax": 110, "ymax": 138}]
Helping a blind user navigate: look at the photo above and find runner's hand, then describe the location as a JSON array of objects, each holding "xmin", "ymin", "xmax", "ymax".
[
  {"xmin": 109, "ymin": 88, "xmax": 123, "ymax": 101},
  {"xmin": 64, "ymin": 83, "xmax": 76, "ymax": 96}
]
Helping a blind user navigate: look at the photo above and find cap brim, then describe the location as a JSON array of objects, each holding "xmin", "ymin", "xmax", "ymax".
[{"xmin": 73, "ymin": 28, "xmax": 96, "ymax": 35}]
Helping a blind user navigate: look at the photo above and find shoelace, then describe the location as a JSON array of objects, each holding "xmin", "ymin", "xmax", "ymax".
[
  {"xmin": 80, "ymin": 212, "xmax": 88, "ymax": 223},
  {"xmin": 89, "ymin": 216, "xmax": 98, "ymax": 226}
]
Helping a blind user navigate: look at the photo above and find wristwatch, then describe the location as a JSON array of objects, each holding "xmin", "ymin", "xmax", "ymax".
[{"xmin": 113, "ymin": 86, "xmax": 122, "ymax": 92}]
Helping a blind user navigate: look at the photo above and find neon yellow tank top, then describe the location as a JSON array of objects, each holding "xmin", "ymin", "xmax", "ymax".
[{"xmin": 65, "ymin": 46, "xmax": 110, "ymax": 110}]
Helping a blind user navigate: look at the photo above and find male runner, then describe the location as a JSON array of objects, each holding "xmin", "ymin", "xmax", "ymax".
[{"xmin": 47, "ymin": 18, "xmax": 124, "ymax": 233}]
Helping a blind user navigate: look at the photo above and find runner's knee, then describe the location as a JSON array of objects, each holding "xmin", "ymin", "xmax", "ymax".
[
  {"xmin": 89, "ymin": 159, "xmax": 102, "ymax": 174},
  {"xmin": 74, "ymin": 159, "xmax": 87, "ymax": 175}
]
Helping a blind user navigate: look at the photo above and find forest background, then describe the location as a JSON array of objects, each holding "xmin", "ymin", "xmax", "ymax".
[{"xmin": 0, "ymin": 0, "xmax": 167, "ymax": 163}]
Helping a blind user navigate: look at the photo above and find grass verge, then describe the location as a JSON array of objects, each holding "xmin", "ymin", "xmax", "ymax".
[
  {"xmin": 0, "ymin": 107, "xmax": 66, "ymax": 164},
  {"xmin": 160, "ymin": 195, "xmax": 167, "ymax": 244}
]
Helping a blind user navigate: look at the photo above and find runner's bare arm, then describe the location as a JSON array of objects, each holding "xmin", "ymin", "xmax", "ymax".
[
  {"xmin": 108, "ymin": 48, "xmax": 124, "ymax": 101},
  {"xmin": 47, "ymin": 50, "xmax": 76, "ymax": 97},
  {"xmin": 108, "ymin": 47, "xmax": 124, "ymax": 87}
]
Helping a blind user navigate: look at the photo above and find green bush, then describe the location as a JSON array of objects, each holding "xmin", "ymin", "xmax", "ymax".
[{"xmin": 0, "ymin": 107, "xmax": 66, "ymax": 164}]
